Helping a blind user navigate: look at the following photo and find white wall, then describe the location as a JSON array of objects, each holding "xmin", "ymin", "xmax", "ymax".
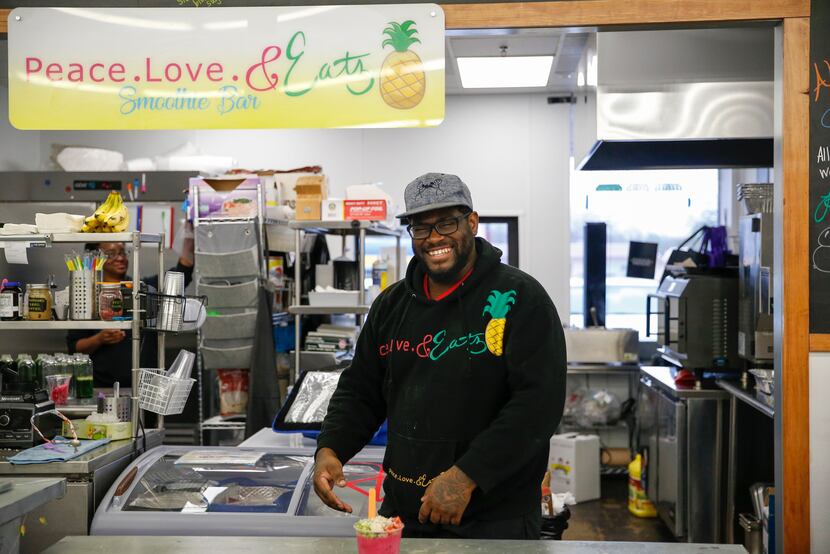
[
  {"xmin": 0, "ymin": 91, "xmax": 572, "ymax": 313},
  {"xmin": 810, "ymin": 353, "xmax": 830, "ymax": 552}
]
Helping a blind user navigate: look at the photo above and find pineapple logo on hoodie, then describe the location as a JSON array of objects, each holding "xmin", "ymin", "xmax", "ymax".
[
  {"xmin": 482, "ymin": 290, "xmax": 517, "ymax": 356},
  {"xmin": 379, "ymin": 20, "xmax": 426, "ymax": 109}
]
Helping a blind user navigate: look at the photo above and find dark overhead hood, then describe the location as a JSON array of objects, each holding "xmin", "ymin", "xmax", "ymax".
[
  {"xmin": 576, "ymin": 28, "xmax": 774, "ymax": 171},
  {"xmin": 580, "ymin": 138, "xmax": 773, "ymax": 171}
]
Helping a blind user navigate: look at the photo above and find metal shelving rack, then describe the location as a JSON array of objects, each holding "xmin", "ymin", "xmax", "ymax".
[
  {"xmin": 288, "ymin": 220, "xmax": 402, "ymax": 383},
  {"xmin": 191, "ymin": 183, "xmax": 268, "ymax": 441},
  {"xmin": 0, "ymin": 231, "xmax": 166, "ymax": 437},
  {"xmin": 563, "ymin": 363, "xmax": 640, "ymax": 475}
]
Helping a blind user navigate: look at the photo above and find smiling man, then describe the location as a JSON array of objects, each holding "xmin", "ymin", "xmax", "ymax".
[{"xmin": 314, "ymin": 173, "xmax": 567, "ymax": 539}]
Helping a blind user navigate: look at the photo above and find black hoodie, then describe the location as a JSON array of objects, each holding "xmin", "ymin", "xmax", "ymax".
[{"xmin": 317, "ymin": 237, "xmax": 566, "ymax": 530}]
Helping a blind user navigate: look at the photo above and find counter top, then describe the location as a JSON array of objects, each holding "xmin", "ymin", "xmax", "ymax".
[
  {"xmin": 640, "ymin": 366, "xmax": 730, "ymax": 399},
  {"xmin": 44, "ymin": 536, "xmax": 747, "ymax": 553},
  {"xmin": 567, "ymin": 363, "xmax": 640, "ymax": 374},
  {"xmin": 0, "ymin": 429, "xmax": 163, "ymax": 476},
  {"xmin": 0, "ymin": 477, "xmax": 65, "ymax": 526},
  {"xmin": 716, "ymin": 379, "xmax": 775, "ymax": 418}
]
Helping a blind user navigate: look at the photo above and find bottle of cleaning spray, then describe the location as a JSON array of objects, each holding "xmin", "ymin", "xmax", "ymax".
[{"xmin": 628, "ymin": 454, "xmax": 657, "ymax": 517}]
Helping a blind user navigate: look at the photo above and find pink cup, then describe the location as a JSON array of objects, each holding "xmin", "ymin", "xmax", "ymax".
[{"xmin": 355, "ymin": 527, "xmax": 403, "ymax": 554}]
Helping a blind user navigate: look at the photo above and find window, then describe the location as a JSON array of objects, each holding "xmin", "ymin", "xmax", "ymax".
[
  {"xmin": 478, "ymin": 216, "xmax": 519, "ymax": 267},
  {"xmin": 569, "ymin": 161, "xmax": 719, "ymax": 338}
]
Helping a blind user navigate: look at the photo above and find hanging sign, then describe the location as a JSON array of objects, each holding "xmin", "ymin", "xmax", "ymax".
[{"xmin": 7, "ymin": 5, "xmax": 445, "ymax": 130}]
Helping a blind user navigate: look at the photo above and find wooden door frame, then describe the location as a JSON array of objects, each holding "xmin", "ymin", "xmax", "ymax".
[{"xmin": 0, "ymin": 1, "xmax": 814, "ymax": 551}]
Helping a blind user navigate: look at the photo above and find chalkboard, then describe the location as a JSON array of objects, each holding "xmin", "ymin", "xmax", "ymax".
[{"xmin": 810, "ymin": 0, "xmax": 830, "ymax": 332}]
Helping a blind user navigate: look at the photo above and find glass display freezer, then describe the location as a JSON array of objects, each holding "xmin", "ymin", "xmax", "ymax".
[{"xmin": 91, "ymin": 446, "xmax": 386, "ymax": 537}]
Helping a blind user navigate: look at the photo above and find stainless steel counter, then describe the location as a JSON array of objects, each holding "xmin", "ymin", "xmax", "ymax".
[
  {"xmin": 567, "ymin": 363, "xmax": 640, "ymax": 375},
  {"xmin": 0, "ymin": 429, "xmax": 163, "ymax": 476},
  {"xmin": 45, "ymin": 536, "xmax": 747, "ymax": 553},
  {"xmin": 0, "ymin": 478, "xmax": 66, "ymax": 554},
  {"xmin": 0, "ymin": 430, "xmax": 163, "ymax": 553},
  {"xmin": 0, "ymin": 477, "xmax": 65, "ymax": 526},
  {"xmin": 640, "ymin": 366, "xmax": 730, "ymax": 399},
  {"xmin": 716, "ymin": 379, "xmax": 774, "ymax": 418}
]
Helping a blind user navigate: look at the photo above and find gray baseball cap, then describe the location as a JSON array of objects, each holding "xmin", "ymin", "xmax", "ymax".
[{"xmin": 396, "ymin": 173, "xmax": 474, "ymax": 219}]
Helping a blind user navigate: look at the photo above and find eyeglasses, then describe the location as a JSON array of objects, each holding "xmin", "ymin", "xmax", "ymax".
[
  {"xmin": 407, "ymin": 213, "xmax": 470, "ymax": 240},
  {"xmin": 101, "ymin": 248, "xmax": 130, "ymax": 259}
]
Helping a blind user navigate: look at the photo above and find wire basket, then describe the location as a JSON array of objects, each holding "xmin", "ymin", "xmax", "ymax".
[
  {"xmin": 137, "ymin": 368, "xmax": 195, "ymax": 416},
  {"xmin": 140, "ymin": 292, "xmax": 207, "ymax": 333}
]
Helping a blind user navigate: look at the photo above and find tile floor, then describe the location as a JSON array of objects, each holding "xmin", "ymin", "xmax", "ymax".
[{"xmin": 562, "ymin": 476, "xmax": 676, "ymax": 542}]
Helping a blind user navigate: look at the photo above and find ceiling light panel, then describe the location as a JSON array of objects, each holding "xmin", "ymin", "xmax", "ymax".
[{"xmin": 457, "ymin": 56, "xmax": 554, "ymax": 88}]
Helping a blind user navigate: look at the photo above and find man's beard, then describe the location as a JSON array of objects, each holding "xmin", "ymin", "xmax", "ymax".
[{"xmin": 421, "ymin": 233, "xmax": 475, "ymax": 284}]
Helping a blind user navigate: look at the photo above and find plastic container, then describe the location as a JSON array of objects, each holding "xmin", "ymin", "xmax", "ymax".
[
  {"xmin": 46, "ymin": 374, "xmax": 72, "ymax": 406},
  {"xmin": 355, "ymin": 526, "xmax": 403, "ymax": 554},
  {"xmin": 0, "ymin": 354, "xmax": 17, "ymax": 388},
  {"xmin": 372, "ymin": 257, "xmax": 389, "ymax": 291},
  {"xmin": 74, "ymin": 354, "xmax": 94, "ymax": 399},
  {"xmin": 627, "ymin": 454, "xmax": 657, "ymax": 518},
  {"xmin": 15, "ymin": 354, "xmax": 37, "ymax": 390}
]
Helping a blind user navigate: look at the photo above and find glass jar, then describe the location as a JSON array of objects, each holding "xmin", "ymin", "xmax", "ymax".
[
  {"xmin": 0, "ymin": 281, "xmax": 23, "ymax": 321},
  {"xmin": 74, "ymin": 354, "xmax": 93, "ymax": 399},
  {"xmin": 16, "ymin": 354, "xmax": 36, "ymax": 390},
  {"xmin": 25, "ymin": 284, "xmax": 52, "ymax": 321},
  {"xmin": 98, "ymin": 283, "xmax": 124, "ymax": 321}
]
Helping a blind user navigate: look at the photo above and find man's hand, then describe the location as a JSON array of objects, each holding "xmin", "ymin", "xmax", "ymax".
[
  {"xmin": 313, "ymin": 448, "xmax": 353, "ymax": 513},
  {"xmin": 418, "ymin": 465, "xmax": 476, "ymax": 526},
  {"xmin": 97, "ymin": 329, "xmax": 126, "ymax": 345}
]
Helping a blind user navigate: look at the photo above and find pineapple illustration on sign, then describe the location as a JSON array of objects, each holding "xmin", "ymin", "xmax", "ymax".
[
  {"xmin": 482, "ymin": 290, "xmax": 517, "ymax": 356},
  {"xmin": 380, "ymin": 20, "xmax": 426, "ymax": 110}
]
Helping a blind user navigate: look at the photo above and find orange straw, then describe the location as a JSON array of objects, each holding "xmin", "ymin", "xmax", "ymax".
[{"xmin": 368, "ymin": 488, "xmax": 377, "ymax": 519}]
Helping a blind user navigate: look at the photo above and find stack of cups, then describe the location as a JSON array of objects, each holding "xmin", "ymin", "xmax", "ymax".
[
  {"xmin": 165, "ymin": 349, "xmax": 196, "ymax": 380},
  {"xmin": 158, "ymin": 271, "xmax": 185, "ymax": 331}
]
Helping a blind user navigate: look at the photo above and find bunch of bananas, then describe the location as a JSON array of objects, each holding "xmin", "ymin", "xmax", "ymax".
[{"xmin": 82, "ymin": 191, "xmax": 130, "ymax": 233}]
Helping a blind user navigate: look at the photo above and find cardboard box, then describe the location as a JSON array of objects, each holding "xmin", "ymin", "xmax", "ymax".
[
  {"xmin": 344, "ymin": 199, "xmax": 387, "ymax": 221},
  {"xmin": 549, "ymin": 433, "xmax": 601, "ymax": 502},
  {"xmin": 275, "ymin": 170, "xmax": 323, "ymax": 209},
  {"xmin": 189, "ymin": 176, "xmax": 261, "ymax": 219},
  {"xmin": 295, "ymin": 175, "xmax": 327, "ymax": 220}
]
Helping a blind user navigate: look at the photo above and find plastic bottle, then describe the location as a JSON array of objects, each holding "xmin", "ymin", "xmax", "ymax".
[
  {"xmin": 16, "ymin": 354, "xmax": 36, "ymax": 390},
  {"xmin": 628, "ymin": 454, "xmax": 657, "ymax": 517},
  {"xmin": 372, "ymin": 256, "xmax": 389, "ymax": 291}
]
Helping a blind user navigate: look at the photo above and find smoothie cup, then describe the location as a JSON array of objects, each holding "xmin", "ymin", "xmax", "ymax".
[{"xmin": 354, "ymin": 525, "xmax": 403, "ymax": 554}]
